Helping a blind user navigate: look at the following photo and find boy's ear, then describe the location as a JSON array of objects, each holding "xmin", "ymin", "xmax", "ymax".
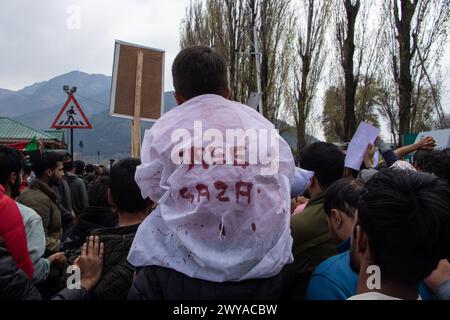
[
  {"xmin": 356, "ymin": 225, "xmax": 369, "ymax": 255},
  {"xmin": 174, "ymin": 92, "xmax": 186, "ymax": 105},
  {"xmin": 9, "ymin": 172, "xmax": 18, "ymax": 185},
  {"xmin": 330, "ymin": 209, "xmax": 342, "ymax": 229},
  {"xmin": 309, "ymin": 176, "xmax": 317, "ymax": 189}
]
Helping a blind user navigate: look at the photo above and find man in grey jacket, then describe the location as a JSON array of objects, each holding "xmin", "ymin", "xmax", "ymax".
[
  {"xmin": 16, "ymin": 203, "xmax": 66, "ymax": 283},
  {"xmin": 64, "ymin": 160, "xmax": 88, "ymax": 216}
]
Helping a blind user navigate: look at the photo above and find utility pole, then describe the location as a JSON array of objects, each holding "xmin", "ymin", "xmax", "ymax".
[
  {"xmin": 237, "ymin": 0, "xmax": 264, "ymax": 115},
  {"xmin": 63, "ymin": 85, "xmax": 77, "ymax": 157}
]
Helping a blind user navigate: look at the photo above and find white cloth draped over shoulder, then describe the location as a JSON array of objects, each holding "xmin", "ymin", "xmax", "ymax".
[{"xmin": 128, "ymin": 94, "xmax": 295, "ymax": 282}]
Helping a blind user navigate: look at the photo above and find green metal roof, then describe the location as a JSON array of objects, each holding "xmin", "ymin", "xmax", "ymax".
[
  {"xmin": 0, "ymin": 117, "xmax": 56, "ymax": 141},
  {"xmin": 43, "ymin": 130, "xmax": 65, "ymax": 142}
]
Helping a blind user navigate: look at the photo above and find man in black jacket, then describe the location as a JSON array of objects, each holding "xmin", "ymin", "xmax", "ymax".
[
  {"xmin": 62, "ymin": 176, "xmax": 118, "ymax": 255},
  {"xmin": 88, "ymin": 158, "xmax": 150, "ymax": 300},
  {"xmin": 129, "ymin": 266, "xmax": 284, "ymax": 300},
  {"xmin": 0, "ymin": 239, "xmax": 41, "ymax": 300}
]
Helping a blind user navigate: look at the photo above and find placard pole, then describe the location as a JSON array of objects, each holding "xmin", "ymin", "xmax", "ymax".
[{"xmin": 131, "ymin": 51, "xmax": 144, "ymax": 158}]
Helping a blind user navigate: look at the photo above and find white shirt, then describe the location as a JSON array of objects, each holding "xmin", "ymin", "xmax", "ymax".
[
  {"xmin": 348, "ymin": 292, "xmax": 422, "ymax": 300},
  {"xmin": 128, "ymin": 94, "xmax": 295, "ymax": 282}
]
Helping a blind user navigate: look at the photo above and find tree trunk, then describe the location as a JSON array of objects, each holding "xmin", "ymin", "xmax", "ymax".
[
  {"xmin": 296, "ymin": 0, "xmax": 313, "ymax": 152},
  {"xmin": 395, "ymin": 0, "xmax": 415, "ymax": 139},
  {"xmin": 296, "ymin": 117, "xmax": 306, "ymax": 154},
  {"xmin": 342, "ymin": 0, "xmax": 360, "ymax": 141}
]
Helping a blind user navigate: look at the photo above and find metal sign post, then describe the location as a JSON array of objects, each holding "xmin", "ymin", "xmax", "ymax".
[{"xmin": 51, "ymin": 86, "xmax": 92, "ymax": 157}]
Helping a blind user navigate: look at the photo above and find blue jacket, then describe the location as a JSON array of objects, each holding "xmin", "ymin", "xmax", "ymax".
[{"xmin": 305, "ymin": 250, "xmax": 433, "ymax": 300}]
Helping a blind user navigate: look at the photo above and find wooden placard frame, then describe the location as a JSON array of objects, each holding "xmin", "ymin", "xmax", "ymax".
[{"xmin": 109, "ymin": 40, "xmax": 165, "ymax": 122}]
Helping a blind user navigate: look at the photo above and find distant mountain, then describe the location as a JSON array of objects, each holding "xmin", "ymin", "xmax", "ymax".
[
  {"xmin": 0, "ymin": 88, "xmax": 14, "ymax": 100},
  {"xmin": 14, "ymin": 90, "xmax": 111, "ymax": 130},
  {"xmin": 0, "ymin": 71, "xmax": 111, "ymax": 118},
  {"xmin": 17, "ymin": 81, "xmax": 47, "ymax": 96},
  {"xmin": 76, "ymin": 91, "xmax": 177, "ymax": 156},
  {"xmin": 0, "ymin": 71, "xmax": 177, "ymax": 157},
  {"xmin": 1, "ymin": 71, "xmax": 318, "ymax": 158}
]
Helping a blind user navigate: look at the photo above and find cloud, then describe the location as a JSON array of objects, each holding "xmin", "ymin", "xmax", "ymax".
[
  {"xmin": 0, "ymin": 0, "xmax": 188, "ymax": 90},
  {"xmin": 0, "ymin": 0, "xmax": 449, "ymax": 118}
]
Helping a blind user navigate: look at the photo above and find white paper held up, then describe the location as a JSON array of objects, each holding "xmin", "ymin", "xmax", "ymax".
[{"xmin": 344, "ymin": 122, "xmax": 380, "ymax": 171}]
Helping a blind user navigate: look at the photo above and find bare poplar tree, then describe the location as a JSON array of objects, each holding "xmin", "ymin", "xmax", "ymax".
[
  {"xmin": 383, "ymin": 0, "xmax": 449, "ymax": 140},
  {"xmin": 336, "ymin": 0, "xmax": 360, "ymax": 141},
  {"xmin": 288, "ymin": 0, "xmax": 331, "ymax": 150},
  {"xmin": 324, "ymin": 0, "xmax": 384, "ymax": 142}
]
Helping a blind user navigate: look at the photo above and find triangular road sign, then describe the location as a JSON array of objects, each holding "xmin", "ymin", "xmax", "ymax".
[{"xmin": 51, "ymin": 95, "xmax": 92, "ymax": 129}]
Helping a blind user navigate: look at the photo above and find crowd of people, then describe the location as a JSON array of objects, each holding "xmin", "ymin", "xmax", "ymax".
[{"xmin": 0, "ymin": 46, "xmax": 449, "ymax": 300}]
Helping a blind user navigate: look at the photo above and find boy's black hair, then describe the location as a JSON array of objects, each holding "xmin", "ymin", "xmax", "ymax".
[
  {"xmin": 357, "ymin": 169, "xmax": 450, "ymax": 285},
  {"xmin": 0, "ymin": 146, "xmax": 25, "ymax": 186},
  {"xmin": 422, "ymin": 148, "xmax": 450, "ymax": 185},
  {"xmin": 109, "ymin": 158, "xmax": 148, "ymax": 213},
  {"xmin": 172, "ymin": 46, "xmax": 229, "ymax": 100},
  {"xmin": 324, "ymin": 177, "xmax": 364, "ymax": 217},
  {"xmin": 88, "ymin": 176, "xmax": 110, "ymax": 208}
]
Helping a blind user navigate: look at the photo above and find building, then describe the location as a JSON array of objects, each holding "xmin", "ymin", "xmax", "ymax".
[{"xmin": 0, "ymin": 117, "xmax": 67, "ymax": 150}]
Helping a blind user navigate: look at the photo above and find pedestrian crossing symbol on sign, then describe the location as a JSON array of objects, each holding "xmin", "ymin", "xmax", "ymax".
[{"xmin": 51, "ymin": 95, "xmax": 92, "ymax": 129}]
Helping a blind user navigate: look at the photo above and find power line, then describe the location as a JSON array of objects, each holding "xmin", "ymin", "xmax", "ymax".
[
  {"xmin": 76, "ymin": 94, "xmax": 109, "ymax": 107},
  {"xmin": 6, "ymin": 90, "xmax": 109, "ymax": 108}
]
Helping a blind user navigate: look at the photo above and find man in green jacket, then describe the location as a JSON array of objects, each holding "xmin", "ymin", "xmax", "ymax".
[
  {"xmin": 18, "ymin": 152, "xmax": 65, "ymax": 255},
  {"xmin": 283, "ymin": 142, "xmax": 345, "ymax": 299}
]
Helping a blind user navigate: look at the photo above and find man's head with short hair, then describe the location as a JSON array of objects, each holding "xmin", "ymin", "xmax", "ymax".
[
  {"xmin": 88, "ymin": 176, "xmax": 110, "ymax": 208},
  {"xmin": 32, "ymin": 152, "xmax": 64, "ymax": 184},
  {"xmin": 63, "ymin": 159, "xmax": 73, "ymax": 172},
  {"xmin": 108, "ymin": 158, "xmax": 148, "ymax": 214},
  {"xmin": 73, "ymin": 160, "xmax": 85, "ymax": 176},
  {"xmin": 412, "ymin": 149, "xmax": 432, "ymax": 171},
  {"xmin": 172, "ymin": 46, "xmax": 230, "ymax": 103},
  {"xmin": 350, "ymin": 169, "xmax": 450, "ymax": 288},
  {"xmin": 299, "ymin": 142, "xmax": 345, "ymax": 197},
  {"xmin": 85, "ymin": 164, "xmax": 96, "ymax": 174},
  {"xmin": 324, "ymin": 177, "xmax": 365, "ymax": 244},
  {"xmin": 0, "ymin": 145, "xmax": 26, "ymax": 198},
  {"xmin": 95, "ymin": 165, "xmax": 105, "ymax": 176},
  {"xmin": 422, "ymin": 148, "xmax": 450, "ymax": 185}
]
